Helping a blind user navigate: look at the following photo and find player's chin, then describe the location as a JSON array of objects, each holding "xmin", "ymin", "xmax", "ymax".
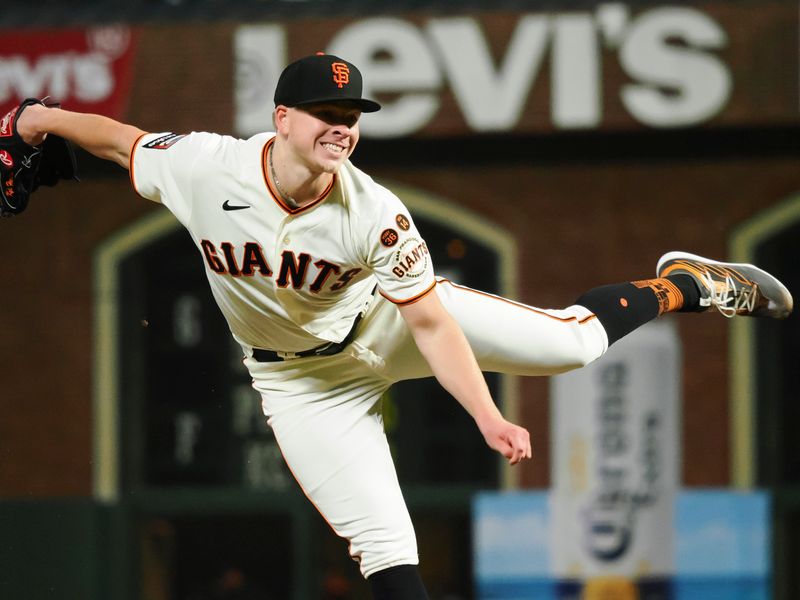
[
  {"xmin": 316, "ymin": 160, "xmax": 341, "ymax": 175},
  {"xmin": 317, "ymin": 153, "xmax": 347, "ymax": 173}
]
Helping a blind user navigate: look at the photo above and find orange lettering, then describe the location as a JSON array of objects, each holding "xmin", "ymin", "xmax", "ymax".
[{"xmin": 331, "ymin": 62, "xmax": 350, "ymax": 88}]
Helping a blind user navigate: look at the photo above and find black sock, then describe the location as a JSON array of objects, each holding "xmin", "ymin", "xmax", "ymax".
[
  {"xmin": 666, "ymin": 274, "xmax": 704, "ymax": 312},
  {"xmin": 576, "ymin": 274, "xmax": 704, "ymax": 346},
  {"xmin": 368, "ymin": 564, "xmax": 430, "ymax": 600},
  {"xmin": 575, "ymin": 282, "xmax": 662, "ymax": 346}
]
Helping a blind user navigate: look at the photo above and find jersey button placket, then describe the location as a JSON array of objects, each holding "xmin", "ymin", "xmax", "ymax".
[
  {"xmin": 276, "ymin": 218, "xmax": 292, "ymax": 266},
  {"xmin": 281, "ymin": 217, "xmax": 292, "ymax": 246}
]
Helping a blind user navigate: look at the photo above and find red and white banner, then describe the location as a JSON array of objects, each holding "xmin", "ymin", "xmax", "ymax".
[{"xmin": 0, "ymin": 26, "xmax": 138, "ymax": 118}]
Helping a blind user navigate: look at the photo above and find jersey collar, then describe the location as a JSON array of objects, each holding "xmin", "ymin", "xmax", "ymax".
[{"xmin": 261, "ymin": 137, "xmax": 336, "ymax": 215}]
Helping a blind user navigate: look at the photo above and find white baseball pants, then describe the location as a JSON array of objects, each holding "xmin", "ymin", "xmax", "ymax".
[{"xmin": 244, "ymin": 278, "xmax": 608, "ymax": 578}]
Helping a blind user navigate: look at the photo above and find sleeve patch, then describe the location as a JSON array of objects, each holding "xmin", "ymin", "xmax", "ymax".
[
  {"xmin": 395, "ymin": 213, "xmax": 410, "ymax": 231},
  {"xmin": 390, "ymin": 237, "xmax": 430, "ymax": 279},
  {"xmin": 143, "ymin": 133, "xmax": 186, "ymax": 150},
  {"xmin": 380, "ymin": 228, "xmax": 399, "ymax": 247}
]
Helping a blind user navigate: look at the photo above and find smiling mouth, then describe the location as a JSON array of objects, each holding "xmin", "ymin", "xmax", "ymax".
[{"xmin": 322, "ymin": 142, "xmax": 347, "ymax": 154}]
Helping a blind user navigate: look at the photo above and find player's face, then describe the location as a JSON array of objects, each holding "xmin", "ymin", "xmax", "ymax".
[{"xmin": 283, "ymin": 102, "xmax": 362, "ymax": 174}]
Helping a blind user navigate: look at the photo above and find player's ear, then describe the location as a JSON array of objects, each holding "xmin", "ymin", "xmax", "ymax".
[{"xmin": 274, "ymin": 106, "xmax": 289, "ymax": 133}]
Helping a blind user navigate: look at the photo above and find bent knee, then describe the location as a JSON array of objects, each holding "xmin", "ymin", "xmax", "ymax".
[
  {"xmin": 353, "ymin": 520, "xmax": 419, "ymax": 579},
  {"xmin": 543, "ymin": 318, "xmax": 608, "ymax": 373},
  {"xmin": 505, "ymin": 338, "xmax": 605, "ymax": 376}
]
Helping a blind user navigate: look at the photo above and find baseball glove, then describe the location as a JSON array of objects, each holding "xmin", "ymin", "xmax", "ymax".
[{"xmin": 0, "ymin": 98, "xmax": 78, "ymax": 218}]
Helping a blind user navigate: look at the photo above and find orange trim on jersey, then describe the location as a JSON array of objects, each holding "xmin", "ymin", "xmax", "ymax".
[
  {"xmin": 260, "ymin": 137, "xmax": 336, "ymax": 215},
  {"xmin": 436, "ymin": 278, "xmax": 598, "ymax": 325},
  {"xmin": 380, "ymin": 280, "xmax": 438, "ymax": 306},
  {"xmin": 128, "ymin": 132, "xmax": 149, "ymax": 197}
]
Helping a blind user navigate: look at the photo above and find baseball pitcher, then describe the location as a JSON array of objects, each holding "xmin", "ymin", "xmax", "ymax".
[{"xmin": 8, "ymin": 53, "xmax": 792, "ymax": 600}]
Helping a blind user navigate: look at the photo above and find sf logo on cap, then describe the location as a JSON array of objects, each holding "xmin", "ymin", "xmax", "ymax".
[{"xmin": 331, "ymin": 62, "xmax": 350, "ymax": 88}]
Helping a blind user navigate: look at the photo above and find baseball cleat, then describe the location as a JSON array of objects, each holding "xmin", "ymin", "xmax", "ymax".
[{"xmin": 656, "ymin": 251, "xmax": 793, "ymax": 319}]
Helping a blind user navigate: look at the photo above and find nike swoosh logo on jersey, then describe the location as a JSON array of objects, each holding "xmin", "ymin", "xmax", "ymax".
[{"xmin": 223, "ymin": 200, "xmax": 250, "ymax": 211}]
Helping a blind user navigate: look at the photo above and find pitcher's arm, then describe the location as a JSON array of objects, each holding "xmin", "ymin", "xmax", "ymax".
[{"xmin": 15, "ymin": 103, "xmax": 145, "ymax": 169}]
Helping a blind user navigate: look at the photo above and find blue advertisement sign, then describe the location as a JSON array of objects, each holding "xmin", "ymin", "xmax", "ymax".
[{"xmin": 473, "ymin": 490, "xmax": 769, "ymax": 600}]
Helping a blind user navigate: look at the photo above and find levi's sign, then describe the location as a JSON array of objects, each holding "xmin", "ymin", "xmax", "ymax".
[
  {"xmin": 236, "ymin": 5, "xmax": 734, "ymax": 138},
  {"xmin": 0, "ymin": 26, "xmax": 137, "ymax": 119}
]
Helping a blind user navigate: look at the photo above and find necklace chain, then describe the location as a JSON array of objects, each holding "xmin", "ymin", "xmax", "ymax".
[{"xmin": 268, "ymin": 145, "xmax": 298, "ymax": 208}]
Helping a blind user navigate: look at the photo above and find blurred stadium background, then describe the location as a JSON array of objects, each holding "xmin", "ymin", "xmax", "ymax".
[{"xmin": 1, "ymin": 1, "xmax": 799, "ymax": 599}]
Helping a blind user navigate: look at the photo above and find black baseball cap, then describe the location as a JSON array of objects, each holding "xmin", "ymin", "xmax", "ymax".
[{"xmin": 273, "ymin": 53, "xmax": 381, "ymax": 113}]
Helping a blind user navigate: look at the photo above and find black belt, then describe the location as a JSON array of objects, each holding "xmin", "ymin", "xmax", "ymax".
[{"xmin": 252, "ymin": 291, "xmax": 374, "ymax": 363}]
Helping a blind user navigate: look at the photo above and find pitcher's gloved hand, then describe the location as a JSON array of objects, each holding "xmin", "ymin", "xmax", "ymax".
[{"xmin": 0, "ymin": 98, "xmax": 78, "ymax": 217}]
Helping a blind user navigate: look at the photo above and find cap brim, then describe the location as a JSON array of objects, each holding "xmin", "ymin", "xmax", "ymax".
[
  {"xmin": 289, "ymin": 97, "xmax": 382, "ymax": 113},
  {"xmin": 354, "ymin": 99, "xmax": 381, "ymax": 113}
]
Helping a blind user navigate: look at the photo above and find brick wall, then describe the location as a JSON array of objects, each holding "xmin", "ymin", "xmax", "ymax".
[{"xmin": 1, "ymin": 19, "xmax": 798, "ymax": 496}]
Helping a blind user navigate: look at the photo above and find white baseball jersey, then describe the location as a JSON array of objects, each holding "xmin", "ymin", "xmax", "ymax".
[{"xmin": 130, "ymin": 131, "xmax": 436, "ymax": 353}]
